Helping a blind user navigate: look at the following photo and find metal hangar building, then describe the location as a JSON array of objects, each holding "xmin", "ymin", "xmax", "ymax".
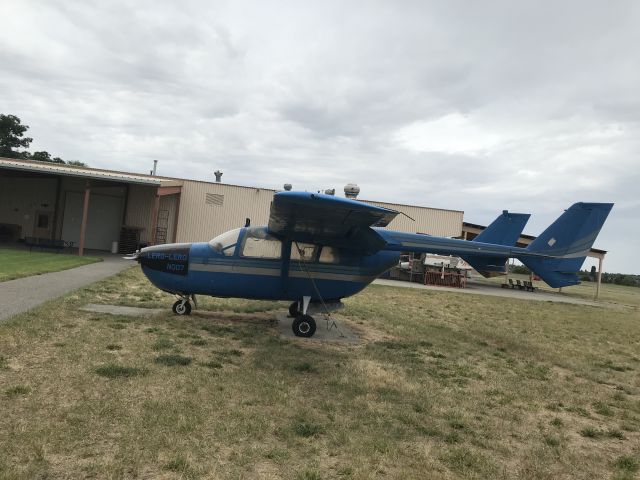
[{"xmin": 0, "ymin": 157, "xmax": 464, "ymax": 255}]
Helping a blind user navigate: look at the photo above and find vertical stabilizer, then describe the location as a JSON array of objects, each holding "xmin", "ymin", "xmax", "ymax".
[
  {"xmin": 462, "ymin": 211, "xmax": 530, "ymax": 276},
  {"xmin": 474, "ymin": 211, "xmax": 530, "ymax": 246},
  {"xmin": 517, "ymin": 203, "xmax": 613, "ymax": 287}
]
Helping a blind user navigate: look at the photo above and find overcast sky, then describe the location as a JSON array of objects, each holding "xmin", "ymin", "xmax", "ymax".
[{"xmin": 1, "ymin": 1, "xmax": 638, "ymax": 273}]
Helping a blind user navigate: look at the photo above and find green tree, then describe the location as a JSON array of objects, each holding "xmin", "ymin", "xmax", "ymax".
[
  {"xmin": 30, "ymin": 151, "xmax": 65, "ymax": 164},
  {"xmin": 0, "ymin": 114, "xmax": 32, "ymax": 158},
  {"xmin": 66, "ymin": 160, "xmax": 87, "ymax": 167},
  {"xmin": 1, "ymin": 113, "xmax": 87, "ymax": 166}
]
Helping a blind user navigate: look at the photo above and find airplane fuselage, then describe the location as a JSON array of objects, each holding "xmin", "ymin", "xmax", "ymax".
[{"xmin": 139, "ymin": 227, "xmax": 400, "ymax": 302}]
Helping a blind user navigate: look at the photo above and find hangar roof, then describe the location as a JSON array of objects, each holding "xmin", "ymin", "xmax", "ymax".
[{"xmin": 0, "ymin": 157, "xmax": 179, "ymax": 186}]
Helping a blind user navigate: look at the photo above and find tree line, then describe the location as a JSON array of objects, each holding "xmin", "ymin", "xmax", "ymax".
[
  {"xmin": 585, "ymin": 271, "xmax": 640, "ymax": 287},
  {"xmin": 0, "ymin": 114, "xmax": 86, "ymax": 166},
  {"xmin": 511, "ymin": 264, "xmax": 639, "ymax": 287}
]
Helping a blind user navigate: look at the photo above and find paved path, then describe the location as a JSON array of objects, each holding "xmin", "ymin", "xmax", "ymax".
[
  {"xmin": 0, "ymin": 256, "xmax": 132, "ymax": 322},
  {"xmin": 373, "ymin": 278, "xmax": 599, "ymax": 307}
]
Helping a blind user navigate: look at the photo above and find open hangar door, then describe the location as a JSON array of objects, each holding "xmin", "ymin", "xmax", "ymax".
[{"xmin": 61, "ymin": 191, "xmax": 123, "ymax": 251}]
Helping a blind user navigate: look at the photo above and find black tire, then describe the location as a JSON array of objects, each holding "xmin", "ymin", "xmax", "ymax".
[
  {"xmin": 173, "ymin": 300, "xmax": 192, "ymax": 316},
  {"xmin": 288, "ymin": 301, "xmax": 300, "ymax": 317},
  {"xmin": 292, "ymin": 314, "xmax": 316, "ymax": 338}
]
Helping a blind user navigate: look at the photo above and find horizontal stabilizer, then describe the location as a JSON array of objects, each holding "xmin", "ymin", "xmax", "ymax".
[
  {"xmin": 518, "ymin": 256, "xmax": 585, "ymax": 288},
  {"xmin": 462, "ymin": 256, "xmax": 508, "ymax": 276}
]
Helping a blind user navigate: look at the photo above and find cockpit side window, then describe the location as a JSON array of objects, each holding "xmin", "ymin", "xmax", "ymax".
[
  {"xmin": 290, "ymin": 242, "xmax": 318, "ymax": 262},
  {"xmin": 241, "ymin": 228, "xmax": 282, "ymax": 259},
  {"xmin": 318, "ymin": 246, "xmax": 340, "ymax": 264},
  {"xmin": 208, "ymin": 228, "xmax": 241, "ymax": 256}
]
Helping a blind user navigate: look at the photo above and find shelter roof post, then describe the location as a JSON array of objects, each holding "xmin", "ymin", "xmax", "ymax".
[
  {"xmin": 172, "ymin": 192, "xmax": 181, "ymax": 243},
  {"xmin": 150, "ymin": 188, "xmax": 160, "ymax": 245},
  {"xmin": 51, "ymin": 176, "xmax": 62, "ymax": 241},
  {"xmin": 595, "ymin": 256, "xmax": 603, "ymax": 301},
  {"xmin": 78, "ymin": 180, "xmax": 91, "ymax": 256}
]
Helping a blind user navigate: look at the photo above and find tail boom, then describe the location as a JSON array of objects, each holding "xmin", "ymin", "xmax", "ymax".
[{"xmin": 376, "ymin": 202, "xmax": 612, "ymax": 289}]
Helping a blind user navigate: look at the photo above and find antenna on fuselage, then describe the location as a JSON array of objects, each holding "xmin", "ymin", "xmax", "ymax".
[{"xmin": 245, "ymin": 218, "xmax": 250, "ymax": 227}]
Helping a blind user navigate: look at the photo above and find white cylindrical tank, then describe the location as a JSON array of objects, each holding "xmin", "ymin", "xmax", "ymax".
[{"xmin": 344, "ymin": 183, "xmax": 360, "ymax": 199}]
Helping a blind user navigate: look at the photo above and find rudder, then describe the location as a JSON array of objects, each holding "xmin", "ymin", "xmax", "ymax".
[
  {"xmin": 463, "ymin": 211, "xmax": 530, "ymax": 277},
  {"xmin": 518, "ymin": 202, "xmax": 613, "ymax": 288}
]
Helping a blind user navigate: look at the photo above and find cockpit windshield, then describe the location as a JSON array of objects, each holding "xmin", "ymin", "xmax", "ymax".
[{"xmin": 208, "ymin": 228, "xmax": 241, "ymax": 256}]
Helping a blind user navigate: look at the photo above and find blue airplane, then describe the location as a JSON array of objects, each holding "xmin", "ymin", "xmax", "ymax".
[{"xmin": 131, "ymin": 192, "xmax": 612, "ymax": 337}]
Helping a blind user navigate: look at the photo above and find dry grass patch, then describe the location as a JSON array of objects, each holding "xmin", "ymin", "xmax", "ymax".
[
  {"xmin": 94, "ymin": 364, "xmax": 146, "ymax": 378},
  {"xmin": 0, "ymin": 268, "xmax": 639, "ymax": 479}
]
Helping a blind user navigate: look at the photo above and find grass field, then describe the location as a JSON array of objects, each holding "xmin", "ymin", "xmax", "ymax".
[
  {"xmin": 1, "ymin": 267, "xmax": 639, "ymax": 479},
  {"xmin": 0, "ymin": 248, "xmax": 101, "ymax": 282}
]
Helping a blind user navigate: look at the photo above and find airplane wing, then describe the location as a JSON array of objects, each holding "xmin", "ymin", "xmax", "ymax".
[{"xmin": 268, "ymin": 191, "xmax": 399, "ymax": 253}]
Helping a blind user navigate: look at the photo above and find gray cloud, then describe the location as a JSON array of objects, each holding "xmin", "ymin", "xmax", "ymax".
[{"xmin": 1, "ymin": 0, "xmax": 638, "ymax": 273}]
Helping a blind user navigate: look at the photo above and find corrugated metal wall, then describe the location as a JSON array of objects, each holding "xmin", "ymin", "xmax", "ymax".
[
  {"xmin": 174, "ymin": 181, "xmax": 463, "ymax": 242},
  {"xmin": 363, "ymin": 200, "xmax": 463, "ymax": 237},
  {"xmin": 175, "ymin": 181, "xmax": 275, "ymax": 242},
  {"xmin": 125, "ymin": 185, "xmax": 156, "ymax": 243}
]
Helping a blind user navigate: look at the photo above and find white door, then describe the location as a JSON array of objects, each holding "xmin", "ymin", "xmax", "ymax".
[
  {"xmin": 33, "ymin": 211, "xmax": 53, "ymax": 238},
  {"xmin": 61, "ymin": 192, "xmax": 123, "ymax": 250}
]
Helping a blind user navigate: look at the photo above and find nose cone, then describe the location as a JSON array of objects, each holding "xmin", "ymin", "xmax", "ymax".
[{"xmin": 139, "ymin": 243, "xmax": 192, "ymax": 276}]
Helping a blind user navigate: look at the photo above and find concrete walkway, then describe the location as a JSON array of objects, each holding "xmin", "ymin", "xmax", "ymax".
[
  {"xmin": 0, "ymin": 255, "xmax": 132, "ymax": 322},
  {"xmin": 373, "ymin": 278, "xmax": 599, "ymax": 307}
]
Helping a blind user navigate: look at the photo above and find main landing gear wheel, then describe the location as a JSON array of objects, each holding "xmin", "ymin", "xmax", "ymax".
[
  {"xmin": 288, "ymin": 301, "xmax": 301, "ymax": 317},
  {"xmin": 172, "ymin": 300, "xmax": 192, "ymax": 316},
  {"xmin": 292, "ymin": 314, "xmax": 316, "ymax": 338}
]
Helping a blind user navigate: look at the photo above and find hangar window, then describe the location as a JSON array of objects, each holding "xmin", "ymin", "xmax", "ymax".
[
  {"xmin": 241, "ymin": 228, "xmax": 282, "ymax": 259},
  {"xmin": 319, "ymin": 246, "xmax": 340, "ymax": 264},
  {"xmin": 209, "ymin": 228, "xmax": 241, "ymax": 256},
  {"xmin": 291, "ymin": 243, "xmax": 318, "ymax": 262}
]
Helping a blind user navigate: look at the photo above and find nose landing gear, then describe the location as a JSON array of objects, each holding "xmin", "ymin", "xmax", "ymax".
[
  {"xmin": 172, "ymin": 300, "xmax": 191, "ymax": 315},
  {"xmin": 172, "ymin": 294, "xmax": 196, "ymax": 316}
]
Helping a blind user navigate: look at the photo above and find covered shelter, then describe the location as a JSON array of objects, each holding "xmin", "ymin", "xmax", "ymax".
[{"xmin": 0, "ymin": 157, "xmax": 182, "ymax": 255}]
